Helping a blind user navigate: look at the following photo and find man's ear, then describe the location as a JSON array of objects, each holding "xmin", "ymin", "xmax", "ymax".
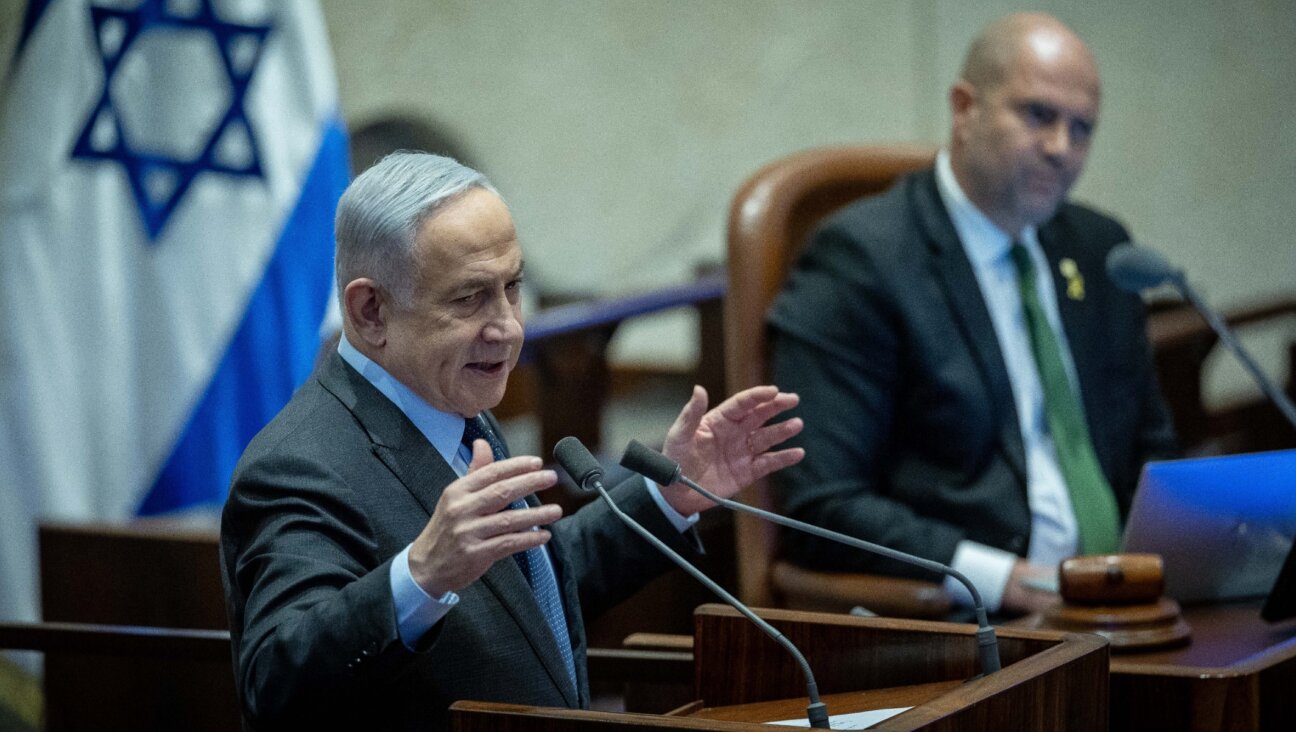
[
  {"xmin": 948, "ymin": 80, "xmax": 974, "ymax": 125},
  {"xmin": 343, "ymin": 278, "xmax": 388, "ymax": 348},
  {"xmin": 949, "ymin": 80, "xmax": 977, "ymax": 140}
]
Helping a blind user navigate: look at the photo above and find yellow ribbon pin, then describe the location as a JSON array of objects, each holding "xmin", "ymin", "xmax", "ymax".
[{"xmin": 1060, "ymin": 258, "xmax": 1084, "ymax": 300}]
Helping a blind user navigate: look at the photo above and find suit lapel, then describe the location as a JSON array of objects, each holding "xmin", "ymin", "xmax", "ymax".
[
  {"xmin": 1037, "ymin": 222, "xmax": 1106, "ymax": 459},
  {"xmin": 317, "ymin": 353, "xmax": 458, "ymax": 515},
  {"xmin": 317, "ymin": 353, "xmax": 581, "ymax": 707},
  {"xmin": 910, "ymin": 174, "xmax": 1027, "ymax": 482}
]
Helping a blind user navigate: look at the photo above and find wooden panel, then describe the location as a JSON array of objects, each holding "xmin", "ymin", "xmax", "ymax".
[
  {"xmin": 692, "ymin": 605, "xmax": 1059, "ymax": 705},
  {"xmin": 39, "ymin": 521, "xmax": 225, "ymax": 629},
  {"xmin": 1109, "ymin": 602, "xmax": 1296, "ymax": 731},
  {"xmin": 452, "ymin": 700, "xmax": 767, "ymax": 730},
  {"xmin": 452, "ymin": 606, "xmax": 1109, "ymax": 731},
  {"xmin": 36, "ymin": 522, "xmax": 240, "ymax": 732},
  {"xmin": 691, "ymin": 605, "xmax": 1108, "ymax": 731}
]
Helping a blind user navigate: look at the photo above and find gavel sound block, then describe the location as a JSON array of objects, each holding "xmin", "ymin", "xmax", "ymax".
[{"xmin": 1040, "ymin": 553, "xmax": 1191, "ymax": 651}]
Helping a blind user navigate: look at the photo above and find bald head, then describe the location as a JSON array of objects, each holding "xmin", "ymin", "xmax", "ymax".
[
  {"xmin": 947, "ymin": 13, "xmax": 1102, "ymax": 236},
  {"xmin": 959, "ymin": 13, "xmax": 1099, "ymax": 95}
]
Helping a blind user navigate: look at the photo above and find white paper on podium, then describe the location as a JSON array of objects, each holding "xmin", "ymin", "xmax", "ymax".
[{"xmin": 769, "ymin": 706, "xmax": 910, "ymax": 729}]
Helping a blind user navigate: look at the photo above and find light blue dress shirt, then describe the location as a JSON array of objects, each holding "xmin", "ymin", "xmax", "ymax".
[
  {"xmin": 934, "ymin": 150, "xmax": 1085, "ymax": 611},
  {"xmin": 337, "ymin": 334, "xmax": 697, "ymax": 647}
]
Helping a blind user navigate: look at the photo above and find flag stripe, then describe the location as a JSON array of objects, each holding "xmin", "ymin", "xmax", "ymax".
[
  {"xmin": 137, "ymin": 116, "xmax": 349, "ymax": 515},
  {"xmin": 14, "ymin": 0, "xmax": 53, "ymax": 59}
]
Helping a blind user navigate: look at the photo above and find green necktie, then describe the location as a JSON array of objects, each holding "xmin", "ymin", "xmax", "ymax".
[{"xmin": 1010, "ymin": 243, "xmax": 1121, "ymax": 555}]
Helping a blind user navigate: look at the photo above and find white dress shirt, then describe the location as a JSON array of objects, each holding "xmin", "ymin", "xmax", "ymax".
[{"xmin": 933, "ymin": 150, "xmax": 1085, "ymax": 611}]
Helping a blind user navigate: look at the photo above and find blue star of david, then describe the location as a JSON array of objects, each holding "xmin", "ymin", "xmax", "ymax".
[{"xmin": 71, "ymin": 0, "xmax": 273, "ymax": 241}]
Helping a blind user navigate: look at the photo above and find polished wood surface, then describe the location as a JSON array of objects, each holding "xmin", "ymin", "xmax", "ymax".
[
  {"xmin": 687, "ymin": 680, "xmax": 961, "ymax": 723},
  {"xmin": 694, "ymin": 604, "xmax": 1057, "ymax": 705},
  {"xmin": 1108, "ymin": 602, "xmax": 1296, "ymax": 731},
  {"xmin": 692, "ymin": 604, "xmax": 1109, "ymax": 730},
  {"xmin": 1113, "ymin": 602, "xmax": 1296, "ymax": 667},
  {"xmin": 1060, "ymin": 553, "xmax": 1165, "ymax": 604},
  {"xmin": 1042, "ymin": 598, "xmax": 1192, "ymax": 651},
  {"xmin": 452, "ymin": 701, "xmax": 763, "ymax": 730},
  {"xmin": 0, "ymin": 621, "xmax": 229, "ymax": 659},
  {"xmin": 453, "ymin": 606, "xmax": 1109, "ymax": 731}
]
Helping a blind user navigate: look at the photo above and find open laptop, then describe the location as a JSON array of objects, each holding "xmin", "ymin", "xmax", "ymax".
[{"xmin": 1120, "ymin": 449, "xmax": 1296, "ymax": 605}]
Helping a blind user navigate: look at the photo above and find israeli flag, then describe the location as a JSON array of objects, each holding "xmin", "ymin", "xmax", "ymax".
[{"xmin": 0, "ymin": 0, "xmax": 348, "ymax": 627}]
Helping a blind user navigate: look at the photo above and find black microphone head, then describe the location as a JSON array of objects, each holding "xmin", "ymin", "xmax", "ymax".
[
  {"xmin": 1106, "ymin": 242, "xmax": 1182, "ymax": 293},
  {"xmin": 619, "ymin": 439, "xmax": 681, "ymax": 486},
  {"xmin": 553, "ymin": 437, "xmax": 604, "ymax": 491}
]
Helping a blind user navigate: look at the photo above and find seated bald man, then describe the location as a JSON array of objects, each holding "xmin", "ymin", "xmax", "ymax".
[
  {"xmin": 769, "ymin": 13, "xmax": 1176, "ymax": 616},
  {"xmin": 221, "ymin": 152, "xmax": 804, "ymax": 729}
]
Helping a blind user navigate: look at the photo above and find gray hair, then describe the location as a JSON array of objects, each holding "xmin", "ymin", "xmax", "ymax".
[{"xmin": 334, "ymin": 151, "xmax": 498, "ymax": 307}]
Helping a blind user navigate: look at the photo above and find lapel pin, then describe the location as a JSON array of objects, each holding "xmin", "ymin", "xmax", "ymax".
[{"xmin": 1059, "ymin": 258, "xmax": 1085, "ymax": 300}]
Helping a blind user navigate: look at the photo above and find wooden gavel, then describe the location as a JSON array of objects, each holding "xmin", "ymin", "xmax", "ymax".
[{"xmin": 1039, "ymin": 553, "xmax": 1191, "ymax": 650}]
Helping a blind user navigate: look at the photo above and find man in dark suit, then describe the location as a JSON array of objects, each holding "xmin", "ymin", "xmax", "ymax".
[
  {"xmin": 221, "ymin": 152, "xmax": 804, "ymax": 729},
  {"xmin": 769, "ymin": 13, "xmax": 1177, "ymax": 615}
]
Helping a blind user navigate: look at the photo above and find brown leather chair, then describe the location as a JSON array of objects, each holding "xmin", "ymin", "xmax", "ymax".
[{"xmin": 725, "ymin": 143, "xmax": 954, "ymax": 618}]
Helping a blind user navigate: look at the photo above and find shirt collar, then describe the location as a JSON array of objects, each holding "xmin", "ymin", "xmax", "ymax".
[
  {"xmin": 337, "ymin": 333, "xmax": 467, "ymax": 467},
  {"xmin": 934, "ymin": 149, "xmax": 1038, "ymax": 267}
]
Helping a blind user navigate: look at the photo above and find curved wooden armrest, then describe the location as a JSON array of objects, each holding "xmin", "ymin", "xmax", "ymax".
[
  {"xmin": 586, "ymin": 645, "xmax": 693, "ymax": 686},
  {"xmin": 521, "ymin": 272, "xmax": 727, "ymax": 351},
  {"xmin": 1148, "ymin": 294, "xmax": 1296, "ymax": 347},
  {"xmin": 770, "ymin": 561, "xmax": 953, "ymax": 619},
  {"xmin": 622, "ymin": 632, "xmax": 695, "ymax": 652},
  {"xmin": 0, "ymin": 621, "xmax": 231, "ymax": 660}
]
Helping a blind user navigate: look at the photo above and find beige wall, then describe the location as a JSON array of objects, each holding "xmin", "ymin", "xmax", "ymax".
[
  {"xmin": 321, "ymin": 0, "xmax": 1295, "ymax": 395},
  {"xmin": 3, "ymin": 0, "xmax": 1293, "ymax": 397}
]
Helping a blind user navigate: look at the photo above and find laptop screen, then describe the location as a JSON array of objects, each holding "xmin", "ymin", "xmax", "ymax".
[{"xmin": 1121, "ymin": 449, "xmax": 1296, "ymax": 604}]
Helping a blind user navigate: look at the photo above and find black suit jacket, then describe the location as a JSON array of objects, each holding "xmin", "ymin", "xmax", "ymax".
[
  {"xmin": 768, "ymin": 170, "xmax": 1177, "ymax": 580},
  {"xmin": 220, "ymin": 353, "xmax": 691, "ymax": 730}
]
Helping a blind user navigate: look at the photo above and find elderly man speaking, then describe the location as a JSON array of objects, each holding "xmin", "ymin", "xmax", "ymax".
[{"xmin": 219, "ymin": 151, "xmax": 803, "ymax": 730}]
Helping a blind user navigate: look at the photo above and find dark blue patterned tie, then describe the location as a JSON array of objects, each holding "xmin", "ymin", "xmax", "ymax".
[{"xmin": 462, "ymin": 415, "xmax": 578, "ymax": 691}]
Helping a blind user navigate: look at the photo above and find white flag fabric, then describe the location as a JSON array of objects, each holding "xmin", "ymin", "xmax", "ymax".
[{"xmin": 0, "ymin": 0, "xmax": 348, "ymax": 627}]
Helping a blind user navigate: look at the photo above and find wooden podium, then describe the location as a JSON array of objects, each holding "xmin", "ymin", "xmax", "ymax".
[
  {"xmin": 1107, "ymin": 602, "xmax": 1296, "ymax": 731},
  {"xmin": 452, "ymin": 604, "xmax": 1109, "ymax": 730}
]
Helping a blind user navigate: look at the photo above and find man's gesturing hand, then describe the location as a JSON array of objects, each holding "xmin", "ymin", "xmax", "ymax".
[
  {"xmin": 658, "ymin": 385, "xmax": 804, "ymax": 517},
  {"xmin": 408, "ymin": 439, "xmax": 561, "ymax": 597}
]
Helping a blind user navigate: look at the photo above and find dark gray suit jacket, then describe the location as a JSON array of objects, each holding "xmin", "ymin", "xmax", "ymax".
[
  {"xmin": 768, "ymin": 170, "xmax": 1177, "ymax": 580},
  {"xmin": 220, "ymin": 353, "xmax": 691, "ymax": 730}
]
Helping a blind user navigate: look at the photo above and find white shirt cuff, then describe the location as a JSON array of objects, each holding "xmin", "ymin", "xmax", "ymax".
[
  {"xmin": 389, "ymin": 543, "xmax": 458, "ymax": 649},
  {"xmin": 645, "ymin": 475, "xmax": 700, "ymax": 533},
  {"xmin": 943, "ymin": 540, "xmax": 1017, "ymax": 613}
]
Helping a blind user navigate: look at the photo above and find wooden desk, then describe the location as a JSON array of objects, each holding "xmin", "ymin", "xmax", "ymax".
[
  {"xmin": 1108, "ymin": 602, "xmax": 1296, "ymax": 731},
  {"xmin": 452, "ymin": 606, "xmax": 1109, "ymax": 730},
  {"xmin": 685, "ymin": 680, "xmax": 962, "ymax": 724}
]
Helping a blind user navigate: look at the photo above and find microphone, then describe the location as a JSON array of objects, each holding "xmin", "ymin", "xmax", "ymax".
[
  {"xmin": 1106, "ymin": 242, "xmax": 1296, "ymax": 430},
  {"xmin": 1105, "ymin": 242, "xmax": 1184, "ymax": 291},
  {"xmin": 552, "ymin": 437, "xmax": 830, "ymax": 729},
  {"xmin": 620, "ymin": 439, "xmax": 1002, "ymax": 676}
]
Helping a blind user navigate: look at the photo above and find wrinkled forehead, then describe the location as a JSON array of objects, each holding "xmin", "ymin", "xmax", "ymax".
[
  {"xmin": 414, "ymin": 190, "xmax": 522, "ymax": 286},
  {"xmin": 995, "ymin": 38, "xmax": 1100, "ymax": 117}
]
